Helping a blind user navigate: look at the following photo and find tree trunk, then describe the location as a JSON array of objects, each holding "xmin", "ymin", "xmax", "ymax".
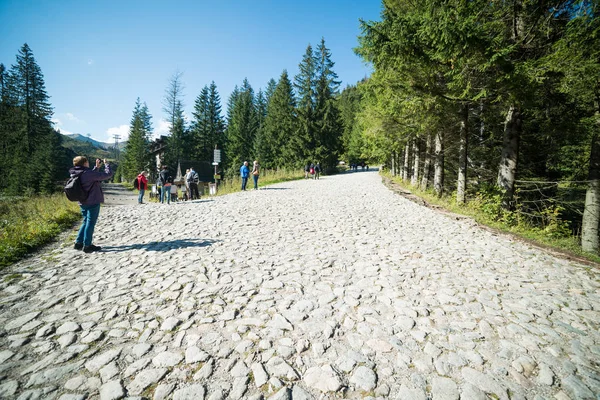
[
  {"xmin": 403, "ymin": 142, "xmax": 410, "ymax": 181},
  {"xmin": 582, "ymin": 99, "xmax": 600, "ymax": 253},
  {"xmin": 411, "ymin": 137, "xmax": 420, "ymax": 186},
  {"xmin": 434, "ymin": 131, "xmax": 444, "ymax": 197},
  {"xmin": 497, "ymin": 105, "xmax": 521, "ymax": 209},
  {"xmin": 399, "ymin": 147, "xmax": 404, "ymax": 178},
  {"xmin": 391, "ymin": 151, "xmax": 396, "ymax": 176},
  {"xmin": 457, "ymin": 104, "xmax": 469, "ymax": 205},
  {"xmin": 421, "ymin": 133, "xmax": 432, "ymax": 190}
]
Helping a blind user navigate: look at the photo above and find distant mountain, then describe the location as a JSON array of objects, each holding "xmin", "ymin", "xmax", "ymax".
[{"xmin": 60, "ymin": 133, "xmax": 126, "ymax": 160}]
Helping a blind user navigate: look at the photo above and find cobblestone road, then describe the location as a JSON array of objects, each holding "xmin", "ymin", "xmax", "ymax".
[{"xmin": 0, "ymin": 171, "xmax": 598, "ymax": 400}]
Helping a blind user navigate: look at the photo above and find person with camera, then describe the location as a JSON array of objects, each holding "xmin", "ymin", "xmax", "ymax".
[{"xmin": 70, "ymin": 156, "xmax": 114, "ymax": 253}]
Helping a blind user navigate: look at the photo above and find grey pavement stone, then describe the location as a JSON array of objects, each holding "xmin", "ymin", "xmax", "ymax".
[
  {"xmin": 349, "ymin": 365, "xmax": 377, "ymax": 391},
  {"xmin": 126, "ymin": 368, "xmax": 168, "ymax": 395},
  {"xmin": 1, "ymin": 171, "xmax": 599, "ymax": 400},
  {"xmin": 152, "ymin": 351, "xmax": 183, "ymax": 367},
  {"xmin": 172, "ymin": 384, "xmax": 206, "ymax": 400},
  {"xmin": 99, "ymin": 380, "xmax": 125, "ymax": 400},
  {"xmin": 304, "ymin": 365, "xmax": 342, "ymax": 392}
]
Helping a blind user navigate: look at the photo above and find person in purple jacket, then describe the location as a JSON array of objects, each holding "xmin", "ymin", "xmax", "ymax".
[{"xmin": 69, "ymin": 156, "xmax": 115, "ymax": 253}]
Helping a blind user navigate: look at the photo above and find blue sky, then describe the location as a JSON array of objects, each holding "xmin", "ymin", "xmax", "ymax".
[{"xmin": 0, "ymin": 0, "xmax": 381, "ymax": 144}]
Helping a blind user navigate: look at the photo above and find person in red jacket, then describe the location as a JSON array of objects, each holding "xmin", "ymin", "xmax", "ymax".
[{"xmin": 137, "ymin": 171, "xmax": 148, "ymax": 204}]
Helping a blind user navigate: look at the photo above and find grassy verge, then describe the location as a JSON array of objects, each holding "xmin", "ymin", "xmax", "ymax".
[
  {"xmin": 0, "ymin": 194, "xmax": 81, "ymax": 269},
  {"xmin": 214, "ymin": 169, "xmax": 305, "ymax": 196},
  {"xmin": 383, "ymin": 172, "xmax": 600, "ymax": 265}
]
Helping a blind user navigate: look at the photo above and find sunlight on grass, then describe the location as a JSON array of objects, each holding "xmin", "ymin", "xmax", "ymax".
[{"xmin": 0, "ymin": 194, "xmax": 80, "ymax": 268}]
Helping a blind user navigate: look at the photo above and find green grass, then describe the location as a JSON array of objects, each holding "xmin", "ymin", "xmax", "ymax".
[
  {"xmin": 383, "ymin": 172, "xmax": 600, "ymax": 265},
  {"xmin": 213, "ymin": 168, "xmax": 305, "ymax": 196},
  {"xmin": 0, "ymin": 194, "xmax": 81, "ymax": 269}
]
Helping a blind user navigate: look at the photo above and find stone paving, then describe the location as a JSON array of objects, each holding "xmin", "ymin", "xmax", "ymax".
[{"xmin": 0, "ymin": 170, "xmax": 599, "ymax": 400}]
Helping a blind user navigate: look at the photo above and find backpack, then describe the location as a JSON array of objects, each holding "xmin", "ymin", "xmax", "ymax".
[
  {"xmin": 310, "ymin": 168, "xmax": 315, "ymax": 174},
  {"xmin": 64, "ymin": 171, "xmax": 88, "ymax": 202},
  {"xmin": 133, "ymin": 177, "xmax": 140, "ymax": 189},
  {"xmin": 193, "ymin": 172, "xmax": 199, "ymax": 184}
]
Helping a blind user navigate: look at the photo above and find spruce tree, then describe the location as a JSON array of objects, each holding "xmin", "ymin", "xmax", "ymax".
[
  {"xmin": 191, "ymin": 85, "xmax": 211, "ymax": 162},
  {"xmin": 314, "ymin": 38, "xmax": 342, "ymax": 170},
  {"xmin": 253, "ymin": 89, "xmax": 268, "ymax": 162},
  {"xmin": 162, "ymin": 72, "xmax": 187, "ymax": 168},
  {"xmin": 262, "ymin": 70, "xmax": 297, "ymax": 168},
  {"xmin": 5, "ymin": 44, "xmax": 58, "ymax": 193},
  {"xmin": 123, "ymin": 98, "xmax": 153, "ymax": 180},
  {"xmin": 294, "ymin": 44, "xmax": 317, "ymax": 163},
  {"xmin": 207, "ymin": 81, "xmax": 226, "ymax": 155},
  {"xmin": 225, "ymin": 79, "xmax": 256, "ymax": 171},
  {"xmin": 265, "ymin": 78, "xmax": 277, "ymax": 104}
]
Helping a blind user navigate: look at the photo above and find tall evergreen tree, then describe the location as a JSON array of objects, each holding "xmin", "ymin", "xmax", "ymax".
[
  {"xmin": 253, "ymin": 89, "xmax": 268, "ymax": 161},
  {"xmin": 314, "ymin": 38, "xmax": 343, "ymax": 169},
  {"xmin": 262, "ymin": 70, "xmax": 297, "ymax": 168},
  {"xmin": 265, "ymin": 78, "xmax": 277, "ymax": 104},
  {"xmin": 294, "ymin": 45, "xmax": 317, "ymax": 162},
  {"xmin": 225, "ymin": 79, "xmax": 256, "ymax": 171},
  {"xmin": 191, "ymin": 85, "xmax": 211, "ymax": 162},
  {"xmin": 207, "ymin": 81, "xmax": 226, "ymax": 154},
  {"xmin": 123, "ymin": 98, "xmax": 153, "ymax": 180},
  {"xmin": 4, "ymin": 44, "xmax": 59, "ymax": 193},
  {"xmin": 162, "ymin": 72, "xmax": 187, "ymax": 168}
]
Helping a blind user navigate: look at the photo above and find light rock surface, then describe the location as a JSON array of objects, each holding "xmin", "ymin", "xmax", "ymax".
[{"xmin": 0, "ymin": 171, "xmax": 598, "ymax": 400}]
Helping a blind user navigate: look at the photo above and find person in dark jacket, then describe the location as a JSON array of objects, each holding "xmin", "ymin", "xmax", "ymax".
[
  {"xmin": 70, "ymin": 156, "xmax": 114, "ymax": 253},
  {"xmin": 137, "ymin": 171, "xmax": 148, "ymax": 204},
  {"xmin": 159, "ymin": 166, "xmax": 170, "ymax": 203}
]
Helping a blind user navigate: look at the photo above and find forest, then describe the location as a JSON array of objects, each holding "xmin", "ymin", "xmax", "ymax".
[
  {"xmin": 341, "ymin": 0, "xmax": 600, "ymax": 254},
  {"xmin": 1, "ymin": 0, "xmax": 599, "ymax": 255}
]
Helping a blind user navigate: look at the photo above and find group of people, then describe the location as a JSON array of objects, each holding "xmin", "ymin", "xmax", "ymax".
[
  {"xmin": 240, "ymin": 160, "xmax": 260, "ymax": 191},
  {"xmin": 136, "ymin": 166, "xmax": 203, "ymax": 204},
  {"xmin": 350, "ymin": 162, "xmax": 369, "ymax": 171},
  {"xmin": 68, "ymin": 155, "xmax": 324, "ymax": 254},
  {"xmin": 304, "ymin": 162, "xmax": 322, "ymax": 179}
]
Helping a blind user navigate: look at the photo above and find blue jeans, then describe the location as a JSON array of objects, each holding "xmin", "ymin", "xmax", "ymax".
[
  {"xmin": 138, "ymin": 189, "xmax": 145, "ymax": 203},
  {"xmin": 253, "ymin": 175, "xmax": 258, "ymax": 189},
  {"xmin": 76, "ymin": 204, "xmax": 101, "ymax": 246},
  {"xmin": 161, "ymin": 186, "xmax": 171, "ymax": 204},
  {"xmin": 241, "ymin": 177, "xmax": 248, "ymax": 191}
]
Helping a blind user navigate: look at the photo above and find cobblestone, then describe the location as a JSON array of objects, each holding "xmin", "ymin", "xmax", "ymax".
[{"xmin": 0, "ymin": 171, "xmax": 598, "ymax": 399}]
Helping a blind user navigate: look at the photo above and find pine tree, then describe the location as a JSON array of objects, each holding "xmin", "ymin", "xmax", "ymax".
[
  {"xmin": 253, "ymin": 89, "xmax": 268, "ymax": 162},
  {"xmin": 262, "ymin": 70, "xmax": 297, "ymax": 168},
  {"xmin": 314, "ymin": 38, "xmax": 343, "ymax": 170},
  {"xmin": 123, "ymin": 98, "xmax": 153, "ymax": 180},
  {"xmin": 207, "ymin": 81, "xmax": 226, "ymax": 155},
  {"xmin": 265, "ymin": 78, "xmax": 277, "ymax": 104},
  {"xmin": 4, "ymin": 44, "xmax": 58, "ymax": 193},
  {"xmin": 191, "ymin": 85, "xmax": 211, "ymax": 162},
  {"xmin": 225, "ymin": 79, "xmax": 256, "ymax": 171},
  {"xmin": 294, "ymin": 44, "xmax": 317, "ymax": 163},
  {"xmin": 162, "ymin": 72, "xmax": 187, "ymax": 168}
]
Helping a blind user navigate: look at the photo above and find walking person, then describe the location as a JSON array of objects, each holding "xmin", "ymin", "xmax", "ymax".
[
  {"xmin": 314, "ymin": 163, "xmax": 321, "ymax": 180},
  {"xmin": 159, "ymin": 166, "xmax": 170, "ymax": 203},
  {"xmin": 184, "ymin": 168, "xmax": 190, "ymax": 200},
  {"xmin": 187, "ymin": 167, "xmax": 200, "ymax": 200},
  {"xmin": 304, "ymin": 163, "xmax": 310, "ymax": 179},
  {"xmin": 70, "ymin": 156, "xmax": 114, "ymax": 253},
  {"xmin": 136, "ymin": 171, "xmax": 148, "ymax": 204},
  {"xmin": 156, "ymin": 176, "xmax": 162, "ymax": 201},
  {"xmin": 252, "ymin": 160, "xmax": 260, "ymax": 190},
  {"xmin": 163, "ymin": 175, "xmax": 173, "ymax": 204},
  {"xmin": 240, "ymin": 161, "xmax": 249, "ymax": 191}
]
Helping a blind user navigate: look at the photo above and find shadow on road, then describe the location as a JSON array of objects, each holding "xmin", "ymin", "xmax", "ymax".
[
  {"xmin": 261, "ymin": 187, "xmax": 290, "ymax": 190},
  {"xmin": 102, "ymin": 238, "xmax": 218, "ymax": 252}
]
